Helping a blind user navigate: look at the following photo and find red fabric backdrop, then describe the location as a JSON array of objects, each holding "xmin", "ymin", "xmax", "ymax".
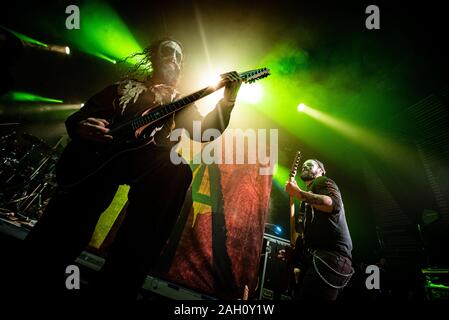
[{"xmin": 164, "ymin": 162, "xmax": 272, "ymax": 299}]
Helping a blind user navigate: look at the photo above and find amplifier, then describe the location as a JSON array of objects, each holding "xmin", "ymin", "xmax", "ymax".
[{"xmin": 256, "ymin": 233, "xmax": 292, "ymax": 300}]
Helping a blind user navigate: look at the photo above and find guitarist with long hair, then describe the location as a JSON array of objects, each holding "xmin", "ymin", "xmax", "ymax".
[{"xmin": 22, "ymin": 38, "xmax": 242, "ymax": 301}]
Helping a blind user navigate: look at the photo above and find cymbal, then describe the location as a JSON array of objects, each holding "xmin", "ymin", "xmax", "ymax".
[
  {"xmin": 20, "ymin": 133, "xmax": 52, "ymax": 150},
  {"xmin": 21, "ymin": 132, "xmax": 44, "ymax": 144}
]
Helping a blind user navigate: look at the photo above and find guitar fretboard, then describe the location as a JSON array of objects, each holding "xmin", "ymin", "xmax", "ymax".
[
  {"xmin": 289, "ymin": 151, "xmax": 302, "ymax": 178},
  {"xmin": 130, "ymin": 87, "xmax": 212, "ymax": 130},
  {"xmin": 128, "ymin": 68, "xmax": 269, "ymax": 131}
]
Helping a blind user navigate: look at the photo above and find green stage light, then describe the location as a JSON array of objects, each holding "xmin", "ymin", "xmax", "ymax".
[
  {"xmin": 94, "ymin": 52, "xmax": 117, "ymax": 64},
  {"xmin": 62, "ymin": 1, "xmax": 143, "ymax": 65},
  {"xmin": 253, "ymin": 37, "xmax": 417, "ymax": 173},
  {"xmin": 2, "ymin": 26, "xmax": 73, "ymax": 56},
  {"xmin": 273, "ymin": 163, "xmax": 290, "ymax": 187},
  {"xmin": 1, "ymin": 91, "xmax": 63, "ymax": 103},
  {"xmin": 1, "ymin": 26, "xmax": 48, "ymax": 48},
  {"xmin": 301, "ymin": 105, "xmax": 414, "ymax": 168},
  {"xmin": 273, "ymin": 163, "xmax": 307, "ymax": 194},
  {"xmin": 297, "ymin": 103, "xmax": 306, "ymax": 112}
]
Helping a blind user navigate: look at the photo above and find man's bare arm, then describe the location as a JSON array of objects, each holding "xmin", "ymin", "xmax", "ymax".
[{"xmin": 297, "ymin": 190, "xmax": 334, "ymax": 213}]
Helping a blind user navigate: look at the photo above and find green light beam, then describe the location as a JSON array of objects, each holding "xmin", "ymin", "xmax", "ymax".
[
  {"xmin": 62, "ymin": 1, "xmax": 143, "ymax": 65},
  {"xmin": 1, "ymin": 26, "xmax": 48, "ymax": 48},
  {"xmin": 1, "ymin": 91, "xmax": 63, "ymax": 103},
  {"xmin": 273, "ymin": 163, "xmax": 307, "ymax": 190},
  {"xmin": 301, "ymin": 105, "xmax": 416, "ymax": 170}
]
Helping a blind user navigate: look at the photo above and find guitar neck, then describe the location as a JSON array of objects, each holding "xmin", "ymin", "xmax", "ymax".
[
  {"xmin": 289, "ymin": 151, "xmax": 301, "ymax": 247},
  {"xmin": 130, "ymin": 84, "xmax": 224, "ymax": 130},
  {"xmin": 128, "ymin": 68, "xmax": 270, "ymax": 130},
  {"xmin": 289, "ymin": 152, "xmax": 301, "ymax": 180}
]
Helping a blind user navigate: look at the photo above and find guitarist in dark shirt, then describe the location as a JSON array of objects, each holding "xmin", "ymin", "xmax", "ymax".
[
  {"xmin": 285, "ymin": 159, "xmax": 354, "ymax": 300},
  {"xmin": 23, "ymin": 38, "xmax": 242, "ymax": 300}
]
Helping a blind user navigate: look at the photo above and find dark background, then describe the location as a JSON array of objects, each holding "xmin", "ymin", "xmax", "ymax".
[{"xmin": 1, "ymin": 0, "xmax": 449, "ymax": 300}]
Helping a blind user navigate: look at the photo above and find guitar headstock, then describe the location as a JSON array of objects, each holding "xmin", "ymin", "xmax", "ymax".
[
  {"xmin": 219, "ymin": 68, "xmax": 270, "ymax": 85},
  {"xmin": 289, "ymin": 151, "xmax": 302, "ymax": 179},
  {"xmin": 239, "ymin": 68, "xmax": 271, "ymax": 83}
]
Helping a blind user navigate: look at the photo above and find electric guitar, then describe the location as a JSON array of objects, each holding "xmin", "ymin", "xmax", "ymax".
[
  {"xmin": 56, "ymin": 68, "xmax": 270, "ymax": 188},
  {"xmin": 288, "ymin": 150, "xmax": 302, "ymax": 291},
  {"xmin": 289, "ymin": 151, "xmax": 302, "ymax": 247}
]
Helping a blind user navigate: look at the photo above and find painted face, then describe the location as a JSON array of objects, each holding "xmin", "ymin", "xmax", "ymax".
[
  {"xmin": 154, "ymin": 40, "xmax": 183, "ymax": 85},
  {"xmin": 300, "ymin": 159, "xmax": 322, "ymax": 181},
  {"xmin": 157, "ymin": 40, "xmax": 183, "ymax": 68}
]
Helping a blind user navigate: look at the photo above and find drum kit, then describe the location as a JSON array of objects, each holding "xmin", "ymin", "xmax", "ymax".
[{"xmin": 0, "ymin": 127, "xmax": 61, "ymax": 229}]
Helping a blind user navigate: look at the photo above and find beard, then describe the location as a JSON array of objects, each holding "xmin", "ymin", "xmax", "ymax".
[
  {"xmin": 155, "ymin": 62, "xmax": 180, "ymax": 86},
  {"xmin": 300, "ymin": 169, "xmax": 315, "ymax": 182}
]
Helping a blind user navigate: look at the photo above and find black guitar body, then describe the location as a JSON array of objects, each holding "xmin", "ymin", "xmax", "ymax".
[{"xmin": 55, "ymin": 133, "xmax": 147, "ymax": 188}]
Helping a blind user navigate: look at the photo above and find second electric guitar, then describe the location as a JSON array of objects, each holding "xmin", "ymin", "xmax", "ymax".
[{"xmin": 289, "ymin": 151, "xmax": 302, "ymax": 247}]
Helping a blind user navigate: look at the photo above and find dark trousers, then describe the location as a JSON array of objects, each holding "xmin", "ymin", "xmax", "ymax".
[
  {"xmin": 20, "ymin": 145, "xmax": 192, "ymax": 301},
  {"xmin": 295, "ymin": 250, "xmax": 353, "ymax": 300}
]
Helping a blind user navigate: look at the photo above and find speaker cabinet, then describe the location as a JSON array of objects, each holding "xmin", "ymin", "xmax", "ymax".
[{"xmin": 257, "ymin": 233, "xmax": 292, "ymax": 300}]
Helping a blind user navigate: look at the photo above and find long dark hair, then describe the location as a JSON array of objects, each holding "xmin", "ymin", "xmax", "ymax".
[{"xmin": 119, "ymin": 37, "xmax": 183, "ymax": 81}]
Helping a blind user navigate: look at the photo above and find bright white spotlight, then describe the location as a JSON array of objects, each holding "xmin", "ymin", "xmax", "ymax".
[
  {"xmin": 46, "ymin": 44, "xmax": 71, "ymax": 55},
  {"xmin": 196, "ymin": 70, "xmax": 225, "ymax": 116},
  {"xmin": 200, "ymin": 72, "xmax": 222, "ymax": 88},
  {"xmin": 239, "ymin": 82, "xmax": 263, "ymax": 104},
  {"xmin": 297, "ymin": 103, "xmax": 307, "ymax": 112}
]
